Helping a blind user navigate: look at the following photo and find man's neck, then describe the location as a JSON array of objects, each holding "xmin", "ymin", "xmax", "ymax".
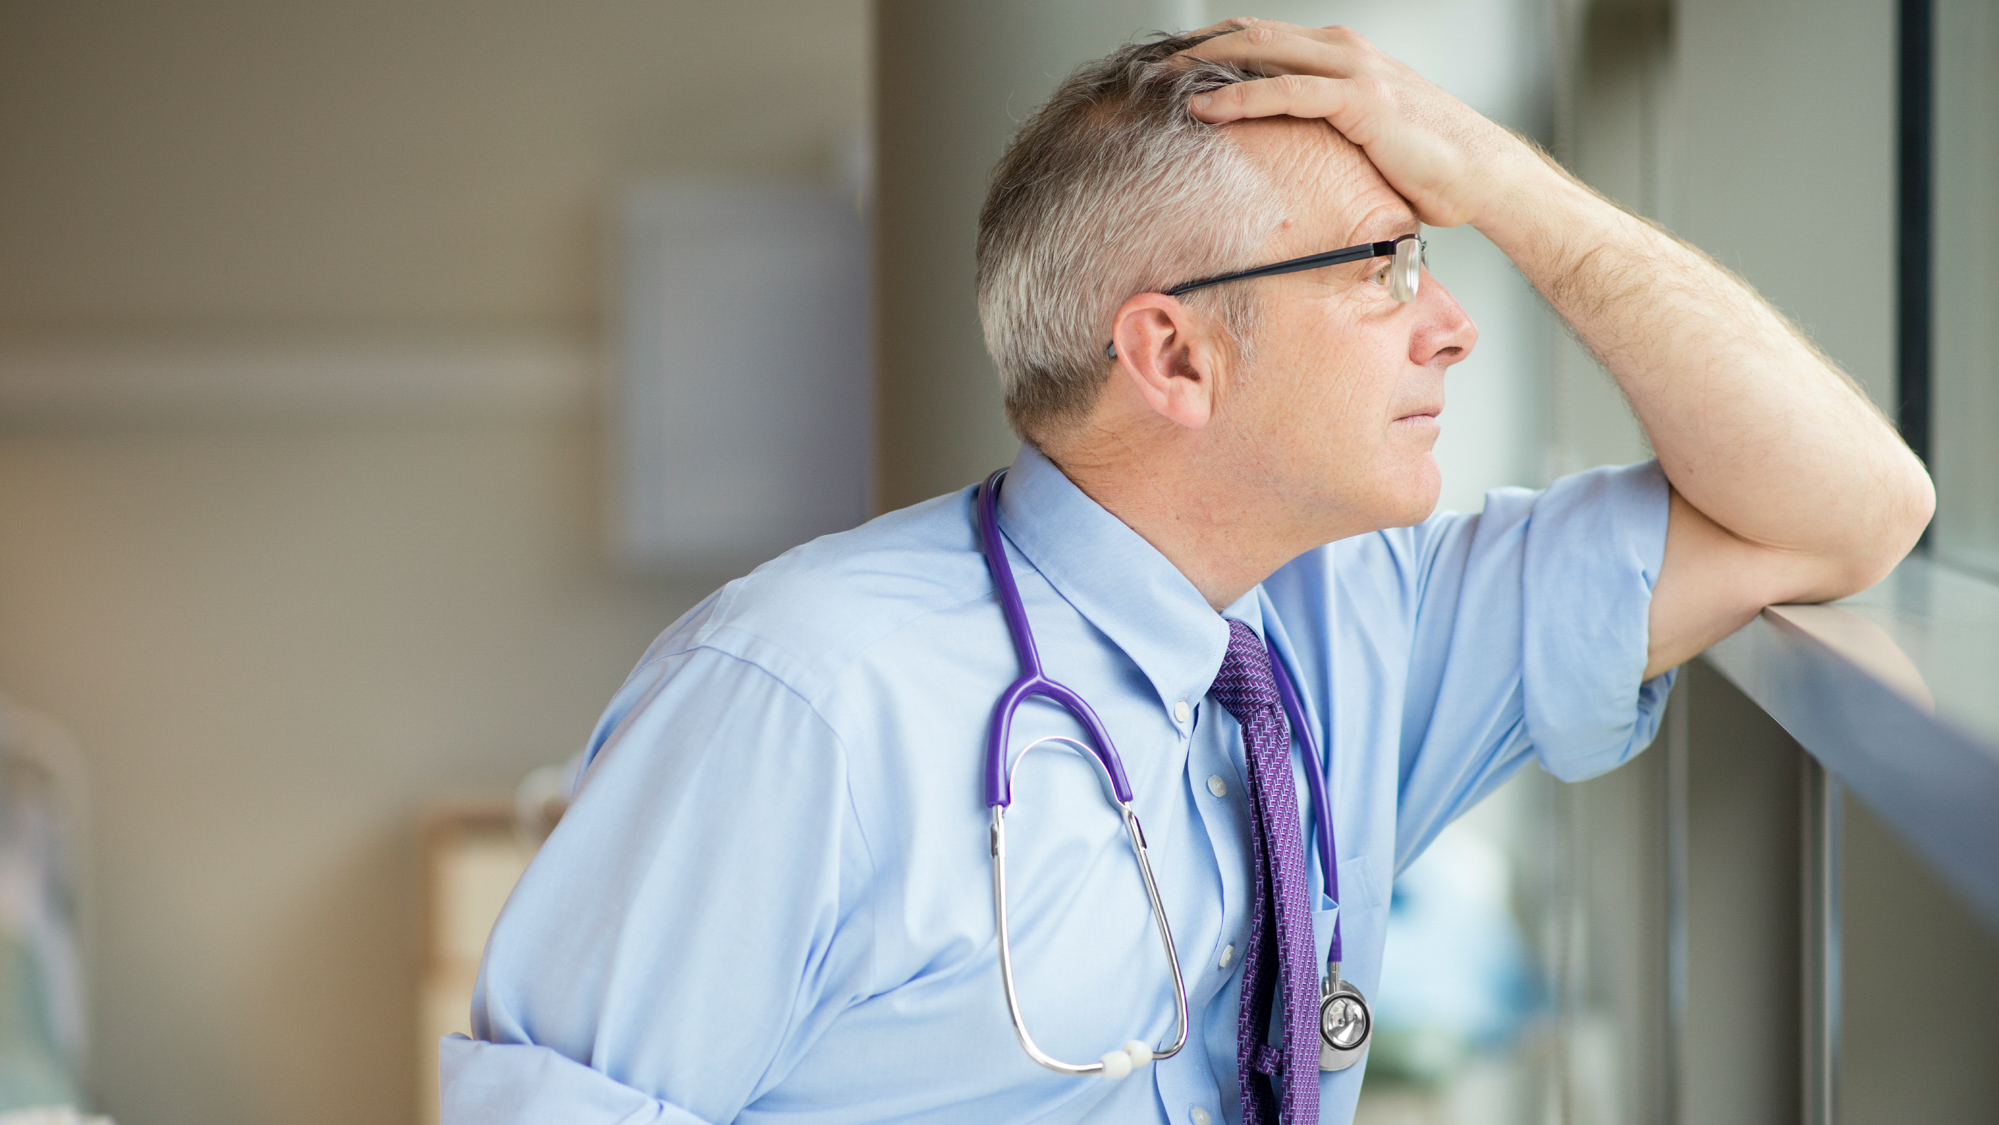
[{"xmin": 1044, "ymin": 437, "xmax": 1301, "ymax": 612}]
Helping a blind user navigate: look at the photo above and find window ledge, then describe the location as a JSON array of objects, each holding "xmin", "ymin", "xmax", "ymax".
[{"xmin": 1702, "ymin": 553, "xmax": 1999, "ymax": 930}]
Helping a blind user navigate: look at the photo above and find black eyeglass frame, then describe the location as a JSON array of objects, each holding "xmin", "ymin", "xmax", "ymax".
[{"xmin": 1105, "ymin": 232, "xmax": 1425, "ymax": 360}]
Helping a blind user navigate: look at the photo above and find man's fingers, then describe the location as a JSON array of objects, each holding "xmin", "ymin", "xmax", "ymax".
[
  {"xmin": 1195, "ymin": 17, "xmax": 1359, "ymax": 44},
  {"xmin": 1189, "ymin": 73, "xmax": 1379, "ymax": 134},
  {"xmin": 1185, "ymin": 16, "xmax": 1260, "ymax": 38},
  {"xmin": 1183, "ymin": 19, "xmax": 1376, "ymax": 64},
  {"xmin": 1182, "ymin": 24, "xmax": 1365, "ymax": 81}
]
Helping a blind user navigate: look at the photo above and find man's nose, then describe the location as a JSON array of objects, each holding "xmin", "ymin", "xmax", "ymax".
[{"xmin": 1409, "ymin": 275, "xmax": 1478, "ymax": 368}]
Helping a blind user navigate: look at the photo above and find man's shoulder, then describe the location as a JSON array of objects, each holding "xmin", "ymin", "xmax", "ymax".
[
  {"xmin": 638, "ymin": 486, "xmax": 995, "ymax": 701},
  {"xmin": 1268, "ymin": 462, "xmax": 1669, "ymax": 633}
]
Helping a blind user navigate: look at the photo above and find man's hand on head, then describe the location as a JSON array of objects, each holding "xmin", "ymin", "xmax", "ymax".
[
  {"xmin": 1180, "ymin": 20, "xmax": 1541, "ymax": 229},
  {"xmin": 1180, "ymin": 17, "xmax": 1933, "ymax": 683}
]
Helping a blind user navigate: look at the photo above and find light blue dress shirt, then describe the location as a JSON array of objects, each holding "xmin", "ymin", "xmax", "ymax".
[{"xmin": 441, "ymin": 443, "xmax": 1674, "ymax": 1125}]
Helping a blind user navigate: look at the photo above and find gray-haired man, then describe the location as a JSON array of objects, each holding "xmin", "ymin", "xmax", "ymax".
[{"xmin": 443, "ymin": 22, "xmax": 1929, "ymax": 1125}]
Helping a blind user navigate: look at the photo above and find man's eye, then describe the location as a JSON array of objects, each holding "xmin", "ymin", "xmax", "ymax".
[{"xmin": 1369, "ymin": 263, "xmax": 1391, "ymax": 286}]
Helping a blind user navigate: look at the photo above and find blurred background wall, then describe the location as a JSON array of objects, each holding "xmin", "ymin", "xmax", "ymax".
[{"xmin": 0, "ymin": 3, "xmax": 865, "ymax": 1123}]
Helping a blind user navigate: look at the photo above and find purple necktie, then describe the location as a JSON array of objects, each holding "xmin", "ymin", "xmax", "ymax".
[{"xmin": 1210, "ymin": 619, "xmax": 1319, "ymax": 1125}]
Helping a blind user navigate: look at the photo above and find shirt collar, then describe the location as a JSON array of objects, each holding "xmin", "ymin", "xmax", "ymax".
[{"xmin": 995, "ymin": 443, "xmax": 1264, "ymax": 713}]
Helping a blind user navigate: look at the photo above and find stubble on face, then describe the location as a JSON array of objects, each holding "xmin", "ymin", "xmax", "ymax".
[{"xmin": 1220, "ymin": 119, "xmax": 1455, "ymax": 538}]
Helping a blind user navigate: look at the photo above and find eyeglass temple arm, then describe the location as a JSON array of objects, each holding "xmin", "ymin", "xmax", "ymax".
[
  {"xmin": 1105, "ymin": 237, "xmax": 1414, "ymax": 359},
  {"xmin": 1163, "ymin": 239, "xmax": 1405, "ymax": 298}
]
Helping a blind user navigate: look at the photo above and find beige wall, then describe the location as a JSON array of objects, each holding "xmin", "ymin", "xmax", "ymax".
[
  {"xmin": 0, "ymin": 1, "xmax": 866, "ymax": 340},
  {"xmin": 0, "ymin": 4, "xmax": 867, "ymax": 1123}
]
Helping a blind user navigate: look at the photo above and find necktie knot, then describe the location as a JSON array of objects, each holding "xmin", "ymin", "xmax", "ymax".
[{"xmin": 1210, "ymin": 619, "xmax": 1282, "ymax": 718}]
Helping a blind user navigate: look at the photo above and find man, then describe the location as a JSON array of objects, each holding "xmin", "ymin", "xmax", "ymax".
[{"xmin": 441, "ymin": 22, "xmax": 1930, "ymax": 1125}]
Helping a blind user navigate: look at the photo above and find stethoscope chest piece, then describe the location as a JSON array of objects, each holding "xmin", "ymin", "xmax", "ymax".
[{"xmin": 1318, "ymin": 969, "xmax": 1372, "ymax": 1072}]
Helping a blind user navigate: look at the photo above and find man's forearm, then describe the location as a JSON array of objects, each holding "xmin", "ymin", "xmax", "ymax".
[
  {"xmin": 1475, "ymin": 150, "xmax": 1933, "ymax": 596},
  {"xmin": 1175, "ymin": 19, "xmax": 1929, "ymax": 595}
]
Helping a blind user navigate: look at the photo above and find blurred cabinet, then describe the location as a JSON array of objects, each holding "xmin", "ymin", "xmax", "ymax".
[{"xmin": 417, "ymin": 803, "xmax": 534, "ymax": 1125}]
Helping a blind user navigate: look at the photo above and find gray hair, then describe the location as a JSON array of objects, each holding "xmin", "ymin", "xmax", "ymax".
[{"xmin": 976, "ymin": 32, "xmax": 1287, "ymax": 439}]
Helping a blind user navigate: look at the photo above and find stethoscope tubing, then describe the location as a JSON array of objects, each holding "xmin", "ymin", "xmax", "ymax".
[
  {"xmin": 1266, "ymin": 631, "xmax": 1343, "ymax": 965},
  {"xmin": 977, "ymin": 470, "xmax": 1341, "ymax": 920},
  {"xmin": 974, "ymin": 468, "xmax": 1352, "ymax": 1076},
  {"xmin": 990, "ymin": 788, "xmax": 1190, "ymax": 1074},
  {"xmin": 978, "ymin": 472, "xmax": 1134, "ymax": 808}
]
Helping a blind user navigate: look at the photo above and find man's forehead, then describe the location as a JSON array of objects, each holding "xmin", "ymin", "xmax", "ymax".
[{"xmin": 1229, "ymin": 117, "xmax": 1415, "ymax": 245}]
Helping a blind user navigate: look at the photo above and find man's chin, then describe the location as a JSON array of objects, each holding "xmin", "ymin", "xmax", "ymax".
[
  {"xmin": 1350, "ymin": 489, "xmax": 1442, "ymax": 535},
  {"xmin": 1308, "ymin": 462, "xmax": 1441, "ymax": 538},
  {"xmin": 1386, "ymin": 462, "xmax": 1443, "ymax": 526}
]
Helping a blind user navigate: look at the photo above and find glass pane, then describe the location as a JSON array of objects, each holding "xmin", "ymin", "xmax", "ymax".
[
  {"xmin": 1356, "ymin": 754, "xmax": 1671, "ymax": 1125},
  {"xmin": 1930, "ymin": 0, "xmax": 1999, "ymax": 577},
  {"xmin": 1360, "ymin": 774, "xmax": 1554, "ymax": 1125}
]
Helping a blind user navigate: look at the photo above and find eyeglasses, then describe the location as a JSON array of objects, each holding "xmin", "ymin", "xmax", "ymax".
[{"xmin": 1105, "ymin": 232, "xmax": 1425, "ymax": 360}]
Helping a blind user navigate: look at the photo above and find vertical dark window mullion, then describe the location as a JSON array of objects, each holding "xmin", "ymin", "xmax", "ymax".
[{"xmin": 1897, "ymin": 0, "xmax": 1934, "ymax": 474}]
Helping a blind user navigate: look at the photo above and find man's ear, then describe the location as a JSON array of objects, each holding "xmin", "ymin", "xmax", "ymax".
[{"xmin": 1107, "ymin": 293, "xmax": 1225, "ymax": 430}]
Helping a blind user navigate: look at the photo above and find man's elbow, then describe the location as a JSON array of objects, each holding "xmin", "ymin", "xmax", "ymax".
[{"xmin": 1825, "ymin": 458, "xmax": 1935, "ymax": 599}]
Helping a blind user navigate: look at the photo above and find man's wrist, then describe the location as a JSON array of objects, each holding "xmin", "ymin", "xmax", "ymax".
[{"xmin": 1468, "ymin": 149, "xmax": 1628, "ymax": 291}]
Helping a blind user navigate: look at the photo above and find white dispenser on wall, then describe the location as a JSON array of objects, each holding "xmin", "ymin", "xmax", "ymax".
[{"xmin": 613, "ymin": 180, "xmax": 872, "ymax": 572}]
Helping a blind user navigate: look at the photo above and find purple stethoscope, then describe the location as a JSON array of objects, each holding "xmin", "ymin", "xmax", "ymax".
[{"xmin": 975, "ymin": 469, "xmax": 1372, "ymax": 1081}]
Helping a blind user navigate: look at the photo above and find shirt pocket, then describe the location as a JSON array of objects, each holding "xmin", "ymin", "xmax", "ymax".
[{"xmin": 1314, "ymin": 855, "xmax": 1385, "ymax": 968}]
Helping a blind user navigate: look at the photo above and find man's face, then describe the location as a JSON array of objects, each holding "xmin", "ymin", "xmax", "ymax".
[{"xmin": 1217, "ymin": 119, "xmax": 1477, "ymax": 537}]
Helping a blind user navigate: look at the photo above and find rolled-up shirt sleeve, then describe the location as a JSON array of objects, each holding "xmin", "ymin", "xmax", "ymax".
[
  {"xmin": 440, "ymin": 1037, "xmax": 717, "ymax": 1124},
  {"xmin": 442, "ymin": 647, "xmax": 878, "ymax": 1124},
  {"xmin": 1389, "ymin": 460, "xmax": 1674, "ymax": 868},
  {"xmin": 1519, "ymin": 460, "xmax": 1677, "ymax": 780}
]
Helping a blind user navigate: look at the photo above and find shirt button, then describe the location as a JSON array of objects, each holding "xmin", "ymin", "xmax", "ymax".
[
  {"xmin": 1174, "ymin": 701, "xmax": 1191, "ymax": 723},
  {"xmin": 1206, "ymin": 775, "xmax": 1227, "ymax": 798},
  {"xmin": 1219, "ymin": 943, "xmax": 1235, "ymax": 969},
  {"xmin": 1191, "ymin": 1108, "xmax": 1212, "ymax": 1125}
]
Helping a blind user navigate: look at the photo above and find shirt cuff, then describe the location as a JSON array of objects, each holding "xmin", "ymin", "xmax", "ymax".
[
  {"xmin": 1521, "ymin": 459, "xmax": 1676, "ymax": 781},
  {"xmin": 440, "ymin": 1035, "xmax": 717, "ymax": 1125}
]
